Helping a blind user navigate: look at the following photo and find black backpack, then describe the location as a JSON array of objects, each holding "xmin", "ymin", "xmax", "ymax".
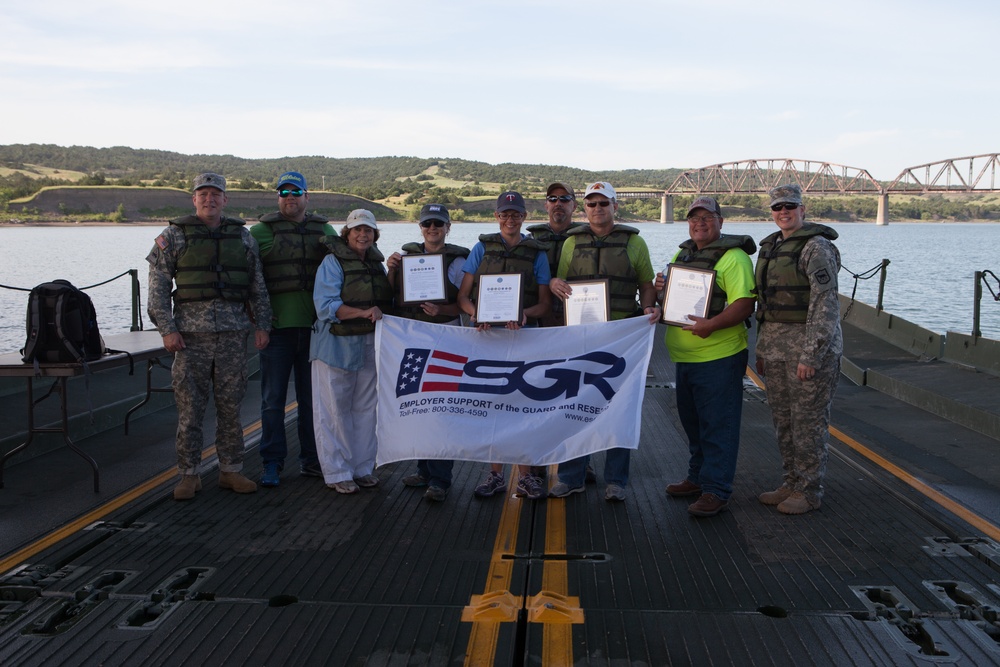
[{"xmin": 21, "ymin": 280, "xmax": 105, "ymax": 365}]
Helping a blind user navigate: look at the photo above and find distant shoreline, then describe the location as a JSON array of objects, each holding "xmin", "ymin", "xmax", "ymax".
[{"xmin": 2, "ymin": 218, "xmax": 999, "ymax": 228}]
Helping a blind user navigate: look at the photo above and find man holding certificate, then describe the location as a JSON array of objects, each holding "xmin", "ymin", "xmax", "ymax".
[
  {"xmin": 457, "ymin": 191, "xmax": 552, "ymax": 500},
  {"xmin": 547, "ymin": 181, "xmax": 661, "ymax": 502},
  {"xmin": 655, "ymin": 197, "xmax": 756, "ymax": 518}
]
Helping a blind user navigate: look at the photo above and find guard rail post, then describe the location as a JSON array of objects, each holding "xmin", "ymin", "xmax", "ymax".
[
  {"xmin": 130, "ymin": 269, "xmax": 141, "ymax": 332},
  {"xmin": 876, "ymin": 258, "xmax": 890, "ymax": 314},
  {"xmin": 973, "ymin": 270, "xmax": 983, "ymax": 340}
]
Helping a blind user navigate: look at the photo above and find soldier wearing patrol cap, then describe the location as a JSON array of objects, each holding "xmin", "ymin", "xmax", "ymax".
[
  {"xmin": 146, "ymin": 172, "xmax": 272, "ymax": 501},
  {"xmin": 754, "ymin": 183, "xmax": 843, "ymax": 515}
]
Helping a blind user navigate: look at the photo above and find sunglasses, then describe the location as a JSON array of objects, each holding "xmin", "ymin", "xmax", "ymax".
[
  {"xmin": 420, "ymin": 219, "xmax": 447, "ymax": 228},
  {"xmin": 546, "ymin": 195, "xmax": 575, "ymax": 203},
  {"xmin": 585, "ymin": 200, "xmax": 612, "ymax": 208},
  {"xmin": 770, "ymin": 202, "xmax": 799, "ymax": 211},
  {"xmin": 498, "ymin": 212, "xmax": 524, "ymax": 221},
  {"xmin": 279, "ymin": 189, "xmax": 305, "ymax": 198}
]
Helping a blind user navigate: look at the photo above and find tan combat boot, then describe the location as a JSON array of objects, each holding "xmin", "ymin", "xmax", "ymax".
[
  {"xmin": 758, "ymin": 485, "xmax": 793, "ymax": 506},
  {"xmin": 777, "ymin": 492, "xmax": 820, "ymax": 515},
  {"xmin": 219, "ymin": 471, "xmax": 258, "ymax": 494},
  {"xmin": 173, "ymin": 475, "xmax": 202, "ymax": 501}
]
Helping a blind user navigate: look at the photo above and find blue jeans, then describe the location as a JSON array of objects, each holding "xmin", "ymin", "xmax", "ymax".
[
  {"xmin": 675, "ymin": 348, "xmax": 748, "ymax": 500},
  {"xmin": 558, "ymin": 448, "xmax": 630, "ymax": 488},
  {"xmin": 417, "ymin": 459, "xmax": 455, "ymax": 489},
  {"xmin": 259, "ymin": 327, "xmax": 317, "ymax": 468}
]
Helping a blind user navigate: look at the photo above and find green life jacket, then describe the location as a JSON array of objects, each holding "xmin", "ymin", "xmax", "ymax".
[
  {"xmin": 755, "ymin": 223, "xmax": 839, "ymax": 323},
  {"xmin": 171, "ymin": 215, "xmax": 251, "ymax": 304},
  {"xmin": 564, "ymin": 224, "xmax": 641, "ymax": 317},
  {"xmin": 257, "ymin": 212, "xmax": 329, "ymax": 296},
  {"xmin": 471, "ymin": 234, "xmax": 544, "ymax": 313},
  {"xmin": 674, "ymin": 234, "xmax": 756, "ymax": 318},
  {"xmin": 394, "ymin": 242, "xmax": 470, "ymax": 323},
  {"xmin": 526, "ymin": 222, "xmax": 584, "ymax": 276},
  {"xmin": 322, "ymin": 235, "xmax": 394, "ymax": 336}
]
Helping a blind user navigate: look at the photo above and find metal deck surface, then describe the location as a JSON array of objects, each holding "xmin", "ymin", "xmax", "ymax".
[{"xmin": 2, "ymin": 327, "xmax": 1000, "ymax": 665}]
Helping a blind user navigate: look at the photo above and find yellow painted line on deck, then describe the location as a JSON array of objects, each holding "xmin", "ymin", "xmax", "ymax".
[
  {"xmin": 463, "ymin": 466, "xmax": 524, "ymax": 667},
  {"xmin": 745, "ymin": 367, "xmax": 1000, "ymax": 542},
  {"xmin": 0, "ymin": 419, "xmax": 264, "ymax": 576},
  {"xmin": 463, "ymin": 465, "xmax": 578, "ymax": 666},
  {"xmin": 538, "ymin": 464, "xmax": 576, "ymax": 667}
]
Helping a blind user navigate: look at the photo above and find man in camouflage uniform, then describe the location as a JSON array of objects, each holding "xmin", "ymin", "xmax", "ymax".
[
  {"xmin": 147, "ymin": 172, "xmax": 272, "ymax": 501},
  {"xmin": 754, "ymin": 184, "xmax": 842, "ymax": 515}
]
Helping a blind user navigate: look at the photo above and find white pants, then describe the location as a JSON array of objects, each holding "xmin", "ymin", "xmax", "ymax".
[{"xmin": 311, "ymin": 344, "xmax": 378, "ymax": 484}]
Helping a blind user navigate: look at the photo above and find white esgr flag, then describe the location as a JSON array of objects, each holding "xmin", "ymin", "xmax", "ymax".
[{"xmin": 374, "ymin": 315, "xmax": 656, "ymax": 466}]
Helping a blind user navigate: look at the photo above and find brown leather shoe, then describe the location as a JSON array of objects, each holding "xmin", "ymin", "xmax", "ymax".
[
  {"xmin": 173, "ymin": 475, "xmax": 201, "ymax": 501},
  {"xmin": 219, "ymin": 471, "xmax": 258, "ymax": 494},
  {"xmin": 777, "ymin": 492, "xmax": 820, "ymax": 515},
  {"xmin": 758, "ymin": 485, "xmax": 793, "ymax": 506},
  {"xmin": 666, "ymin": 479, "xmax": 702, "ymax": 497},
  {"xmin": 688, "ymin": 493, "xmax": 729, "ymax": 517}
]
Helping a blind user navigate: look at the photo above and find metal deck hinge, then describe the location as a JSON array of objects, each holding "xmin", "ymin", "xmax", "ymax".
[
  {"xmin": 527, "ymin": 591, "xmax": 583, "ymax": 624},
  {"xmin": 461, "ymin": 590, "xmax": 519, "ymax": 622}
]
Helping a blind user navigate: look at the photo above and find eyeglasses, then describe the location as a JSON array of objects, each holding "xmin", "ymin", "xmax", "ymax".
[
  {"xmin": 420, "ymin": 219, "xmax": 446, "ymax": 228},
  {"xmin": 498, "ymin": 212, "xmax": 524, "ymax": 222},
  {"xmin": 546, "ymin": 195, "xmax": 575, "ymax": 203},
  {"xmin": 687, "ymin": 215, "xmax": 718, "ymax": 224},
  {"xmin": 279, "ymin": 189, "xmax": 305, "ymax": 198},
  {"xmin": 770, "ymin": 202, "xmax": 799, "ymax": 211},
  {"xmin": 585, "ymin": 200, "xmax": 612, "ymax": 208}
]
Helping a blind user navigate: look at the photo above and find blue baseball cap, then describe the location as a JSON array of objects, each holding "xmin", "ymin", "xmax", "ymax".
[
  {"xmin": 496, "ymin": 191, "xmax": 526, "ymax": 214},
  {"xmin": 277, "ymin": 171, "xmax": 307, "ymax": 191}
]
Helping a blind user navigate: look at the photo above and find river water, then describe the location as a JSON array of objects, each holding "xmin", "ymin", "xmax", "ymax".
[{"xmin": 1, "ymin": 221, "xmax": 998, "ymax": 354}]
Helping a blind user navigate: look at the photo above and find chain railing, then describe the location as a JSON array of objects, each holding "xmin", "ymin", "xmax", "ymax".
[
  {"xmin": 841, "ymin": 259, "xmax": 890, "ymax": 320},
  {"xmin": 0, "ymin": 269, "xmax": 144, "ymax": 332}
]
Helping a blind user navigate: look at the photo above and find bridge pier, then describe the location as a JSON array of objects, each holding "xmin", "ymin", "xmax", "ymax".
[
  {"xmin": 660, "ymin": 194, "xmax": 674, "ymax": 224},
  {"xmin": 876, "ymin": 193, "xmax": 889, "ymax": 225}
]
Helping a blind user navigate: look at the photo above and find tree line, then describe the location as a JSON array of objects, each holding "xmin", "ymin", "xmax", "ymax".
[{"xmin": 1, "ymin": 144, "xmax": 997, "ymax": 222}]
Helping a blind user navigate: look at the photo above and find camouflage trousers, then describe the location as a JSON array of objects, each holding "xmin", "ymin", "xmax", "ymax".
[
  {"xmin": 763, "ymin": 353, "xmax": 840, "ymax": 502},
  {"xmin": 172, "ymin": 330, "xmax": 249, "ymax": 475}
]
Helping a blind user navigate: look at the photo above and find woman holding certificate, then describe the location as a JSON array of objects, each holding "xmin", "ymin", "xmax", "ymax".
[
  {"xmin": 311, "ymin": 209, "xmax": 393, "ymax": 495},
  {"xmin": 387, "ymin": 204, "xmax": 470, "ymax": 502},
  {"xmin": 457, "ymin": 191, "xmax": 552, "ymax": 501}
]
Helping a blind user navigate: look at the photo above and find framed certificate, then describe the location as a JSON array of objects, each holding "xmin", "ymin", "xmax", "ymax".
[
  {"xmin": 564, "ymin": 279, "xmax": 610, "ymax": 326},
  {"xmin": 660, "ymin": 264, "xmax": 716, "ymax": 327},
  {"xmin": 400, "ymin": 253, "xmax": 447, "ymax": 304},
  {"xmin": 476, "ymin": 273, "xmax": 523, "ymax": 324}
]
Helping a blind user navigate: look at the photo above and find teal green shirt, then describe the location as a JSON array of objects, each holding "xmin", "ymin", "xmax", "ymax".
[{"xmin": 250, "ymin": 219, "xmax": 337, "ymax": 329}]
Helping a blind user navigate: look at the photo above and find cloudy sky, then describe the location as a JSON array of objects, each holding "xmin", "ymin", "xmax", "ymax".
[{"xmin": 2, "ymin": 0, "xmax": 997, "ymax": 181}]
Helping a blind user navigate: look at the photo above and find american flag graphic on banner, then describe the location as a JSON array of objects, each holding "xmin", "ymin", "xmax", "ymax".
[{"xmin": 395, "ymin": 348, "xmax": 469, "ymax": 397}]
